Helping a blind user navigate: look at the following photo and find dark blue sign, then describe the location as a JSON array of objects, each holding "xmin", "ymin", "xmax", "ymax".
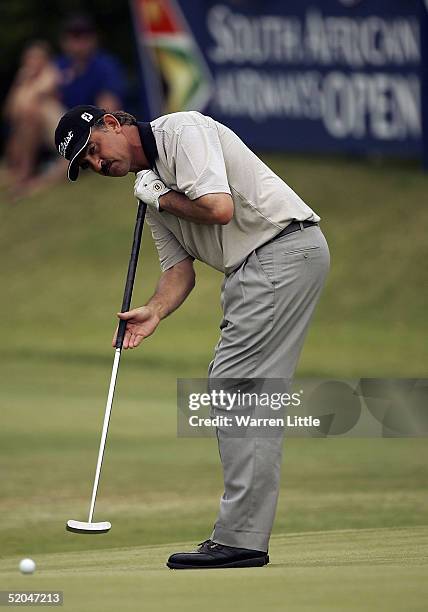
[{"xmin": 132, "ymin": 0, "xmax": 426, "ymax": 159}]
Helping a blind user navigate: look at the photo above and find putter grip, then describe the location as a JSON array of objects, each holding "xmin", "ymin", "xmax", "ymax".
[{"xmin": 115, "ymin": 200, "xmax": 147, "ymax": 349}]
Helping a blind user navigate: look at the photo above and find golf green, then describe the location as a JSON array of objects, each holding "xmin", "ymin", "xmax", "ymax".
[
  {"xmin": 1, "ymin": 155, "xmax": 427, "ymax": 610},
  {"xmin": 1, "ymin": 528, "xmax": 427, "ymax": 611}
]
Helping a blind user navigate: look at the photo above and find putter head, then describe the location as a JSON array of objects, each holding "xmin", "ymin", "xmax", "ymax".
[{"xmin": 66, "ymin": 519, "xmax": 111, "ymax": 534}]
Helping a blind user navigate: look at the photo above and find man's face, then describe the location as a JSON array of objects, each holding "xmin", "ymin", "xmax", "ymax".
[
  {"xmin": 78, "ymin": 121, "xmax": 132, "ymax": 178},
  {"xmin": 62, "ymin": 31, "xmax": 97, "ymax": 62}
]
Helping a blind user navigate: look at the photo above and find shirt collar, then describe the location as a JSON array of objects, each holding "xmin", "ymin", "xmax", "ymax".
[{"xmin": 137, "ymin": 121, "xmax": 158, "ymax": 168}]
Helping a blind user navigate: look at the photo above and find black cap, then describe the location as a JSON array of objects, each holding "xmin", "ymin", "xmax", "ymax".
[
  {"xmin": 63, "ymin": 14, "xmax": 96, "ymax": 35},
  {"xmin": 55, "ymin": 105, "xmax": 106, "ymax": 181}
]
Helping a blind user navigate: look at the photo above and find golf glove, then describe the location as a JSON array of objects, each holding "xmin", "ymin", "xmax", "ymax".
[{"xmin": 134, "ymin": 169, "xmax": 170, "ymax": 211}]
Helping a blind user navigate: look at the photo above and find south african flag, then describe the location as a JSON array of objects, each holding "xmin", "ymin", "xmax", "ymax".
[{"xmin": 131, "ymin": 0, "xmax": 213, "ymax": 115}]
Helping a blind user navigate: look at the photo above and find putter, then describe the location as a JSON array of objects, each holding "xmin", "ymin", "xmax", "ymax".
[{"xmin": 67, "ymin": 200, "xmax": 147, "ymax": 534}]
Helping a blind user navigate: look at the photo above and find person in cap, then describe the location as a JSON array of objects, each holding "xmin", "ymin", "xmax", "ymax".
[
  {"xmin": 56, "ymin": 13, "xmax": 126, "ymax": 112},
  {"xmin": 55, "ymin": 105, "xmax": 330, "ymax": 569}
]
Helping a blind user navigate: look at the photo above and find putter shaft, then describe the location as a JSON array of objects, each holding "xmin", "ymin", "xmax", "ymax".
[
  {"xmin": 88, "ymin": 347, "xmax": 122, "ymax": 523},
  {"xmin": 68, "ymin": 201, "xmax": 147, "ymax": 534}
]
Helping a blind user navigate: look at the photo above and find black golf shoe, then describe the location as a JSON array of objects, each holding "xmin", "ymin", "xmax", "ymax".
[{"xmin": 166, "ymin": 539, "xmax": 269, "ymax": 569}]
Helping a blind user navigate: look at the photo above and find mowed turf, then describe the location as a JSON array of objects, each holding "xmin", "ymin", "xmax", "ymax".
[
  {"xmin": 0, "ymin": 528, "xmax": 427, "ymax": 612},
  {"xmin": 1, "ymin": 155, "xmax": 427, "ymax": 375},
  {"xmin": 0, "ymin": 155, "xmax": 427, "ymax": 610}
]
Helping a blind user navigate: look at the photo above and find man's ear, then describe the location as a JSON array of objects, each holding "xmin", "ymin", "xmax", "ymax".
[{"xmin": 103, "ymin": 114, "xmax": 121, "ymax": 132}]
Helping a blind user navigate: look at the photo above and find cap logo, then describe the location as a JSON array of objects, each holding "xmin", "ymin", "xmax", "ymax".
[
  {"xmin": 58, "ymin": 130, "xmax": 74, "ymax": 157},
  {"xmin": 81, "ymin": 112, "xmax": 93, "ymax": 122}
]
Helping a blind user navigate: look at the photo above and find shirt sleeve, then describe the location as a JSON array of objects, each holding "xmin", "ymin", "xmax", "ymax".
[
  {"xmin": 145, "ymin": 208, "xmax": 192, "ymax": 272},
  {"xmin": 174, "ymin": 123, "xmax": 231, "ymax": 200}
]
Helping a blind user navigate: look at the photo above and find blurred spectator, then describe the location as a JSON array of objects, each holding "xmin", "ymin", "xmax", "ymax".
[
  {"xmin": 56, "ymin": 13, "xmax": 126, "ymax": 112},
  {"xmin": 2, "ymin": 40, "xmax": 65, "ymax": 199},
  {"xmin": 1, "ymin": 14, "xmax": 127, "ymax": 200}
]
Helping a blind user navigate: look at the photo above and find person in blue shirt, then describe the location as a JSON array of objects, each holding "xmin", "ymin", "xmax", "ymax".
[
  {"xmin": 56, "ymin": 13, "xmax": 126, "ymax": 112},
  {"xmin": 1, "ymin": 14, "xmax": 127, "ymax": 200}
]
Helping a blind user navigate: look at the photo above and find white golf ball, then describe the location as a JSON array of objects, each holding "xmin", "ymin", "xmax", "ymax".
[{"xmin": 19, "ymin": 558, "xmax": 36, "ymax": 574}]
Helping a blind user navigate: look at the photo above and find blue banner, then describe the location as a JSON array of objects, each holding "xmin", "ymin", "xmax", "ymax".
[{"xmin": 132, "ymin": 0, "xmax": 426, "ymax": 159}]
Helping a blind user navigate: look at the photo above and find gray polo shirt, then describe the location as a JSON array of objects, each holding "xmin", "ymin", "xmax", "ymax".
[{"xmin": 135, "ymin": 111, "xmax": 320, "ymax": 275}]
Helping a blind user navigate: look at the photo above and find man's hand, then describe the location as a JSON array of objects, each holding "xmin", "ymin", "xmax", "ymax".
[
  {"xmin": 134, "ymin": 169, "xmax": 170, "ymax": 211},
  {"xmin": 135, "ymin": 170, "xmax": 233, "ymax": 224},
  {"xmin": 112, "ymin": 305, "xmax": 161, "ymax": 349},
  {"xmin": 112, "ymin": 258, "xmax": 195, "ymax": 350}
]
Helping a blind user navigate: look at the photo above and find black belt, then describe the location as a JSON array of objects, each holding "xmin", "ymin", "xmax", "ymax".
[{"xmin": 272, "ymin": 220, "xmax": 318, "ymax": 241}]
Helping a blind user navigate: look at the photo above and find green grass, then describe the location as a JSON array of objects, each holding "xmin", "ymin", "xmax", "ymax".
[
  {"xmin": 1, "ymin": 155, "xmax": 427, "ymax": 375},
  {"xmin": 1, "ymin": 528, "xmax": 427, "ymax": 612},
  {"xmin": 0, "ymin": 155, "xmax": 427, "ymax": 610}
]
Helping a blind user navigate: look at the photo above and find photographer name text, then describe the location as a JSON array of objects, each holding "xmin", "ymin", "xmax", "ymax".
[{"xmin": 188, "ymin": 415, "xmax": 320, "ymax": 428}]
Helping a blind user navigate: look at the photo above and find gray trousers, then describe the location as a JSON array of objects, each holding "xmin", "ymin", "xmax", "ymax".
[{"xmin": 208, "ymin": 224, "xmax": 330, "ymax": 551}]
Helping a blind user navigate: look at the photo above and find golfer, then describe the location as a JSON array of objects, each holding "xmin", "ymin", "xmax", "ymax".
[{"xmin": 55, "ymin": 105, "xmax": 330, "ymax": 569}]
